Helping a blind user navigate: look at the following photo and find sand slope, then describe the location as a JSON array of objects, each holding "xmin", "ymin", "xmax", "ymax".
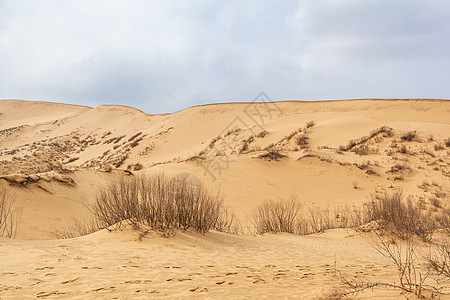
[
  {"xmin": 0, "ymin": 98, "xmax": 449, "ymax": 299},
  {"xmin": 1, "ymin": 98, "xmax": 449, "ymax": 238},
  {"xmin": 0, "ymin": 229, "xmax": 413, "ymax": 299}
]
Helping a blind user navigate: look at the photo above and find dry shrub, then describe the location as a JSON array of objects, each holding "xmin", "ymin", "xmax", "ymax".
[
  {"xmin": 257, "ymin": 130, "xmax": 268, "ymax": 138},
  {"xmin": 398, "ymin": 144, "xmax": 408, "ymax": 154},
  {"xmin": 128, "ymin": 132, "xmax": 142, "ymax": 142},
  {"xmin": 342, "ymin": 232, "xmax": 450, "ymax": 298},
  {"xmin": 388, "ymin": 163, "xmax": 411, "ymax": 173},
  {"xmin": 214, "ymin": 208, "xmax": 242, "ymax": 235},
  {"xmin": 0, "ymin": 186, "xmax": 19, "ymax": 238},
  {"xmin": 434, "ymin": 143, "xmax": 445, "ymax": 151},
  {"xmin": 258, "ymin": 150, "xmax": 286, "ymax": 161},
  {"xmin": 365, "ymin": 191, "xmax": 435, "ymax": 241},
  {"xmin": 252, "ymin": 197, "xmax": 301, "ymax": 234},
  {"xmin": 52, "ymin": 216, "xmax": 106, "ymax": 239},
  {"xmin": 446, "ymin": 138, "xmax": 450, "ymax": 148},
  {"xmin": 426, "ymin": 241, "xmax": 450, "ymax": 279},
  {"xmin": 305, "ymin": 120, "xmax": 316, "ymax": 129},
  {"xmin": 295, "ymin": 135, "xmax": 309, "ymax": 147},
  {"xmin": 352, "ymin": 145, "xmax": 370, "ymax": 155},
  {"xmin": 252, "ymin": 197, "xmax": 366, "ymax": 235},
  {"xmin": 127, "ymin": 163, "xmax": 143, "ymax": 171},
  {"xmin": 92, "ymin": 174, "xmax": 223, "ymax": 235},
  {"xmin": 401, "ymin": 131, "xmax": 419, "ymax": 142},
  {"xmin": 339, "ymin": 126, "xmax": 393, "ymax": 151},
  {"xmin": 368, "ymin": 233, "xmax": 436, "ymax": 297}
]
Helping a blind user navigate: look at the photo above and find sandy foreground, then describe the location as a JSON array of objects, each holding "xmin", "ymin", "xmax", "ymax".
[
  {"xmin": 0, "ymin": 98, "xmax": 449, "ymax": 299},
  {"xmin": 1, "ymin": 229, "xmax": 408, "ymax": 299}
]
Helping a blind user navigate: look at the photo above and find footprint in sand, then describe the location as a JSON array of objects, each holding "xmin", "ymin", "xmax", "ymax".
[
  {"xmin": 36, "ymin": 291, "xmax": 67, "ymax": 298},
  {"xmin": 252, "ymin": 278, "xmax": 266, "ymax": 284},
  {"xmin": 0, "ymin": 285, "xmax": 22, "ymax": 291},
  {"xmin": 235, "ymin": 265, "xmax": 249, "ymax": 269},
  {"xmin": 60, "ymin": 277, "xmax": 79, "ymax": 284},
  {"xmin": 35, "ymin": 266, "xmax": 53, "ymax": 271},
  {"xmin": 91, "ymin": 286, "xmax": 116, "ymax": 292},
  {"xmin": 29, "ymin": 279, "xmax": 44, "ymax": 286},
  {"xmin": 124, "ymin": 280, "xmax": 152, "ymax": 284},
  {"xmin": 190, "ymin": 287, "xmax": 208, "ymax": 293},
  {"xmin": 167, "ymin": 278, "xmax": 191, "ymax": 282}
]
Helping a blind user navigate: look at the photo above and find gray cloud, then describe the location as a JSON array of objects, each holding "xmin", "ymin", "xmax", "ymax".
[{"xmin": 0, "ymin": 0, "xmax": 449, "ymax": 113}]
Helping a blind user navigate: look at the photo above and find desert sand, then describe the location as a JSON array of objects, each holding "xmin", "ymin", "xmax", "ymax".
[{"xmin": 0, "ymin": 98, "xmax": 449, "ymax": 299}]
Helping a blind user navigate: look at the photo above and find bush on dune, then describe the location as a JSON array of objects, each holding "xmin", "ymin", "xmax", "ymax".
[
  {"xmin": 91, "ymin": 174, "xmax": 224, "ymax": 235},
  {"xmin": 365, "ymin": 191, "xmax": 436, "ymax": 242},
  {"xmin": 0, "ymin": 186, "xmax": 19, "ymax": 238}
]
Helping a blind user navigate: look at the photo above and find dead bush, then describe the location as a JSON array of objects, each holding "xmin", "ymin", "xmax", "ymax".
[
  {"xmin": 252, "ymin": 197, "xmax": 301, "ymax": 234},
  {"xmin": 434, "ymin": 143, "xmax": 445, "ymax": 151},
  {"xmin": 398, "ymin": 144, "xmax": 408, "ymax": 154},
  {"xmin": 426, "ymin": 240, "xmax": 450, "ymax": 279},
  {"xmin": 252, "ymin": 197, "xmax": 366, "ymax": 235},
  {"xmin": 258, "ymin": 151, "xmax": 287, "ymax": 161},
  {"xmin": 339, "ymin": 126, "xmax": 394, "ymax": 151},
  {"xmin": 296, "ymin": 135, "xmax": 309, "ymax": 147},
  {"xmin": 214, "ymin": 208, "xmax": 242, "ymax": 235},
  {"xmin": 127, "ymin": 163, "xmax": 143, "ymax": 171},
  {"xmin": 352, "ymin": 145, "xmax": 369, "ymax": 155},
  {"xmin": 92, "ymin": 174, "xmax": 223, "ymax": 235},
  {"xmin": 365, "ymin": 191, "xmax": 435, "ymax": 241},
  {"xmin": 0, "ymin": 186, "xmax": 19, "ymax": 238},
  {"xmin": 388, "ymin": 163, "xmax": 411, "ymax": 173},
  {"xmin": 305, "ymin": 120, "xmax": 316, "ymax": 129},
  {"xmin": 369, "ymin": 233, "xmax": 433, "ymax": 297},
  {"xmin": 446, "ymin": 138, "xmax": 450, "ymax": 148},
  {"xmin": 128, "ymin": 132, "xmax": 142, "ymax": 142},
  {"xmin": 257, "ymin": 130, "xmax": 268, "ymax": 138},
  {"xmin": 401, "ymin": 131, "xmax": 419, "ymax": 142},
  {"xmin": 52, "ymin": 216, "xmax": 106, "ymax": 239}
]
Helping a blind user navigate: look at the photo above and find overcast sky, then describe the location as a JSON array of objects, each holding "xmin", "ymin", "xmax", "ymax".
[{"xmin": 0, "ymin": 1, "xmax": 449, "ymax": 114}]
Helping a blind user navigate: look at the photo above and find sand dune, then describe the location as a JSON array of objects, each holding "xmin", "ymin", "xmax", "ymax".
[{"xmin": 0, "ymin": 98, "xmax": 449, "ymax": 298}]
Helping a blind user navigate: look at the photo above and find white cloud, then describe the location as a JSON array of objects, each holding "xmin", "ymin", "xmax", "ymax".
[{"xmin": 0, "ymin": 0, "xmax": 449, "ymax": 113}]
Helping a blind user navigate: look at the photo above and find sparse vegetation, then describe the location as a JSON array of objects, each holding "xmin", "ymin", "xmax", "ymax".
[
  {"xmin": 127, "ymin": 163, "xmax": 143, "ymax": 171},
  {"xmin": 0, "ymin": 186, "xmax": 19, "ymax": 238},
  {"xmin": 91, "ymin": 174, "xmax": 224, "ymax": 235},
  {"xmin": 426, "ymin": 241, "xmax": 450, "ymax": 279},
  {"xmin": 401, "ymin": 131, "xmax": 419, "ymax": 142},
  {"xmin": 252, "ymin": 197, "xmax": 301, "ymax": 234},
  {"xmin": 305, "ymin": 120, "xmax": 316, "ymax": 129},
  {"xmin": 339, "ymin": 126, "xmax": 393, "ymax": 152},
  {"xmin": 258, "ymin": 150, "xmax": 287, "ymax": 161},
  {"xmin": 52, "ymin": 216, "xmax": 106, "ymax": 239},
  {"xmin": 252, "ymin": 197, "xmax": 367, "ymax": 235},
  {"xmin": 128, "ymin": 132, "xmax": 143, "ymax": 142},
  {"xmin": 398, "ymin": 144, "xmax": 408, "ymax": 154},
  {"xmin": 388, "ymin": 163, "xmax": 411, "ymax": 173},
  {"xmin": 224, "ymin": 128, "xmax": 241, "ymax": 137},
  {"xmin": 365, "ymin": 191, "xmax": 435, "ymax": 241},
  {"xmin": 257, "ymin": 130, "xmax": 268, "ymax": 138},
  {"xmin": 295, "ymin": 135, "xmax": 309, "ymax": 148},
  {"xmin": 434, "ymin": 143, "xmax": 445, "ymax": 151},
  {"xmin": 114, "ymin": 154, "xmax": 129, "ymax": 168}
]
